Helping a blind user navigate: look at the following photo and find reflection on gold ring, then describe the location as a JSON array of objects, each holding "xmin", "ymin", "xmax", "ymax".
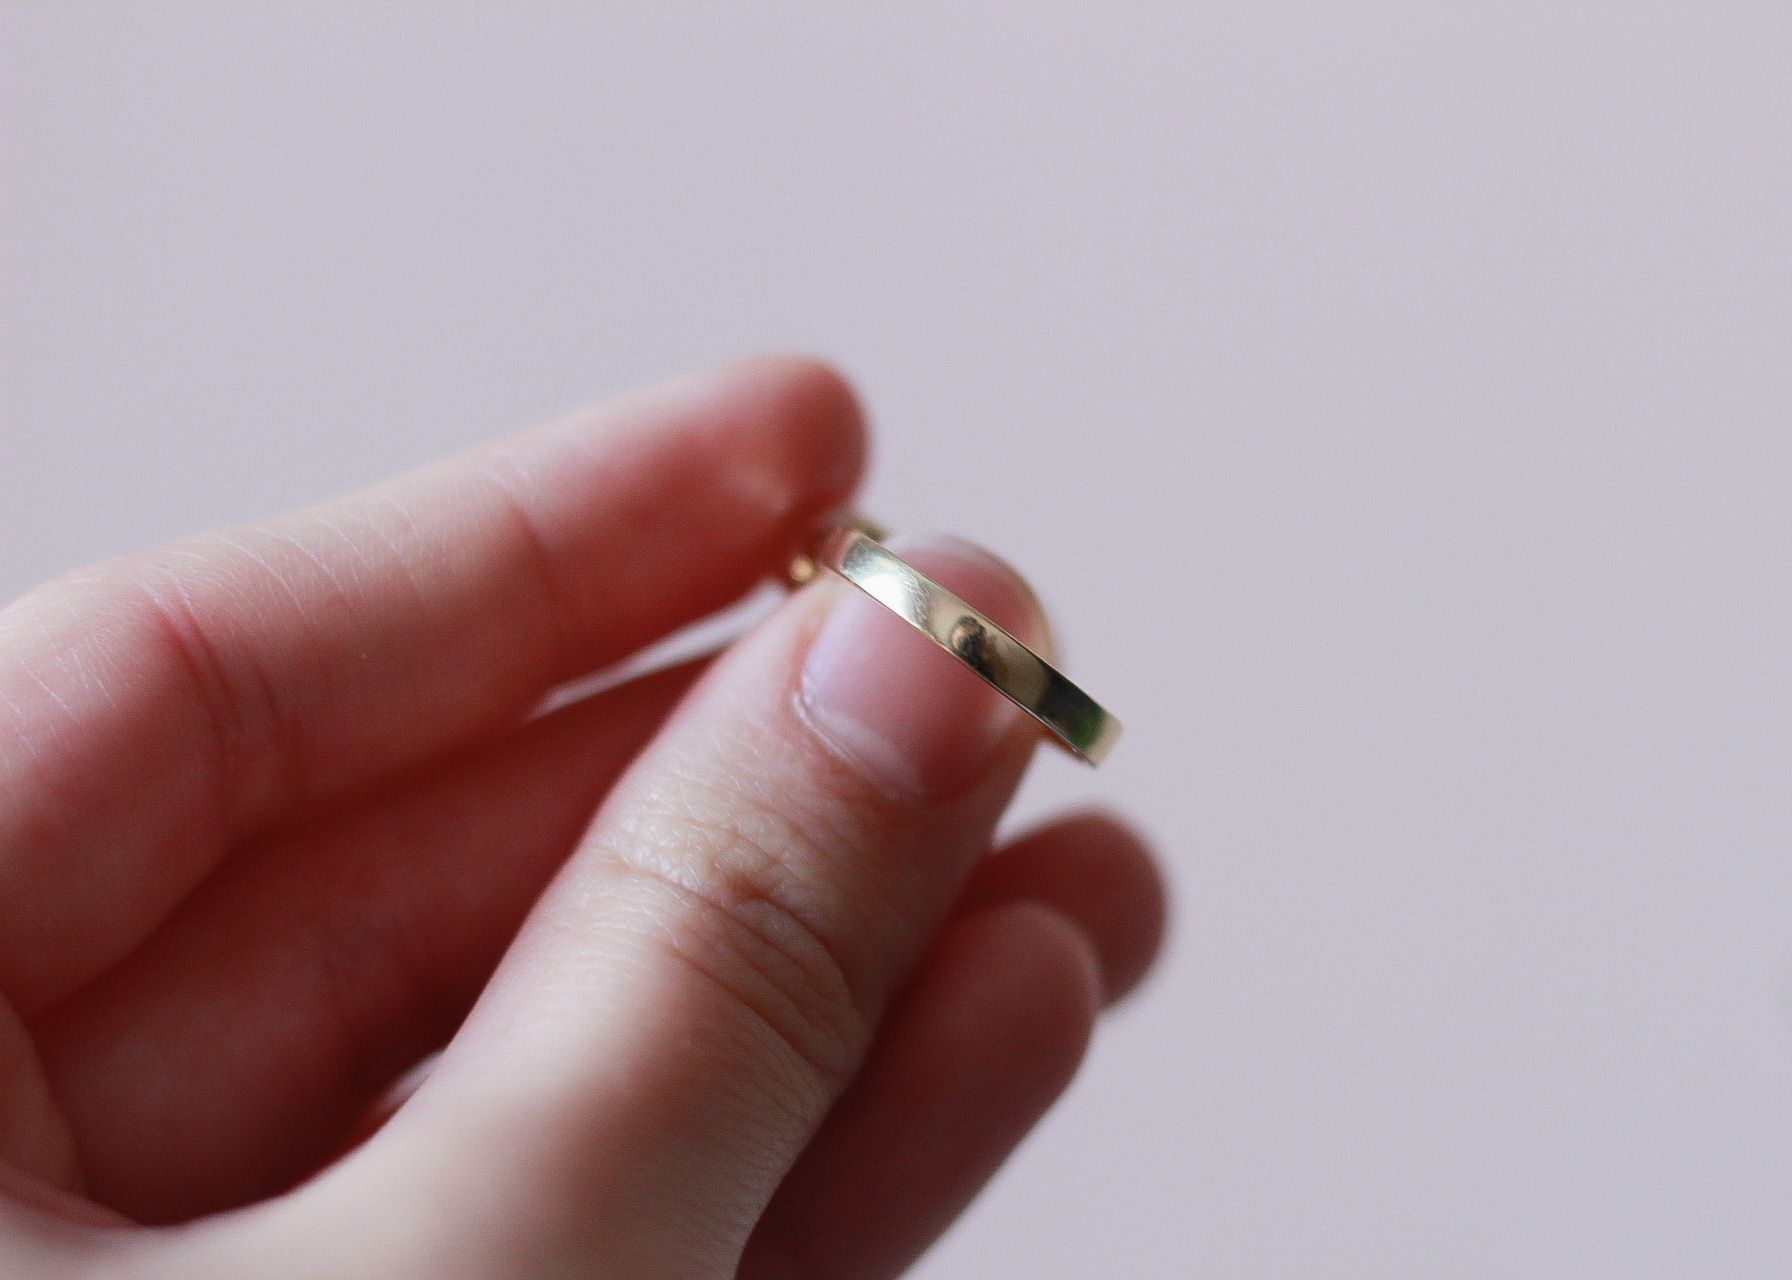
[{"xmin": 803, "ymin": 524, "xmax": 1122, "ymax": 766}]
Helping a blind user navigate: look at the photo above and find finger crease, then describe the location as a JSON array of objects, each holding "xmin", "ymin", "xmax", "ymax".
[
  {"xmin": 479, "ymin": 455, "xmax": 580, "ymax": 679},
  {"xmin": 607, "ymin": 847, "xmax": 867, "ymax": 1099}
]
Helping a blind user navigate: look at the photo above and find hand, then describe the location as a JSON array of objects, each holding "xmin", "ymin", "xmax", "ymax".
[{"xmin": 0, "ymin": 359, "xmax": 1165, "ymax": 1279}]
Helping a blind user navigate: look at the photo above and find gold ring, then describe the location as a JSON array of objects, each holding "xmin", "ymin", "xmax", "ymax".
[{"xmin": 796, "ymin": 522, "xmax": 1123, "ymax": 766}]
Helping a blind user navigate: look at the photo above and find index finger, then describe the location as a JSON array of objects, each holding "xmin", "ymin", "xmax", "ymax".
[{"xmin": 0, "ymin": 357, "xmax": 864, "ymax": 1012}]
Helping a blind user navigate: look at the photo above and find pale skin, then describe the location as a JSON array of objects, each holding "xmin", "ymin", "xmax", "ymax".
[{"xmin": 0, "ymin": 358, "xmax": 1165, "ymax": 1279}]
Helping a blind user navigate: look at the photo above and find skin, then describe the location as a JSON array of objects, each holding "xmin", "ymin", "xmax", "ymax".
[{"xmin": 0, "ymin": 358, "xmax": 1166, "ymax": 1279}]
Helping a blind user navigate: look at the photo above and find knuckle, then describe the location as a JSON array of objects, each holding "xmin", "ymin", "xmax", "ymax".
[
  {"xmin": 76, "ymin": 546, "xmax": 300, "ymax": 811},
  {"xmin": 471, "ymin": 454, "xmax": 580, "ymax": 674},
  {"xmin": 4, "ymin": 537, "xmax": 326, "ymax": 834},
  {"xmin": 603, "ymin": 776, "xmax": 873, "ymax": 1098}
]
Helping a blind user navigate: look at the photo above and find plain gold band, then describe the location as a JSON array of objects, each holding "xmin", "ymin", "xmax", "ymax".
[{"xmin": 805, "ymin": 526, "xmax": 1122, "ymax": 766}]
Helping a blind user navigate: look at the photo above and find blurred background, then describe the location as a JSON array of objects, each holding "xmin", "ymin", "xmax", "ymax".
[{"xmin": 5, "ymin": 4, "xmax": 1792, "ymax": 1276}]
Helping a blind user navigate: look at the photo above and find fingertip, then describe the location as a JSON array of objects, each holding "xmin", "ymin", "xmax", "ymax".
[
  {"xmin": 958, "ymin": 900, "xmax": 1103, "ymax": 1065},
  {"xmin": 967, "ymin": 811, "xmax": 1169, "ymax": 1005},
  {"xmin": 708, "ymin": 354, "xmax": 870, "ymax": 504},
  {"xmin": 1038, "ymin": 811, "xmax": 1169, "ymax": 1002}
]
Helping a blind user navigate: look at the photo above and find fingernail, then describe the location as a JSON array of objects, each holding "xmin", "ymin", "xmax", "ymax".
[{"xmin": 798, "ymin": 533, "xmax": 1050, "ymax": 801}]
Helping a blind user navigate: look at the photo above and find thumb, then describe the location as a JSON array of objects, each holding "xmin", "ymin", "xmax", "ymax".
[{"xmin": 200, "ymin": 535, "xmax": 1050, "ymax": 1278}]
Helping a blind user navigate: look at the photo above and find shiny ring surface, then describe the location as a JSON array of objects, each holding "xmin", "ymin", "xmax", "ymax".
[{"xmin": 805, "ymin": 525, "xmax": 1122, "ymax": 766}]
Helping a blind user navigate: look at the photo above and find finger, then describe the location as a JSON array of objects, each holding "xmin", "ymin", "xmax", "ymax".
[
  {"xmin": 80, "ymin": 813, "xmax": 1164, "ymax": 1227},
  {"xmin": 739, "ymin": 815, "xmax": 1166, "ymax": 1280},
  {"xmin": 209, "ymin": 535, "xmax": 1052, "ymax": 1277},
  {"xmin": 959, "ymin": 811, "xmax": 1168, "ymax": 1004},
  {"xmin": 34, "ymin": 660, "xmax": 702, "ymax": 1225},
  {"xmin": 740, "ymin": 901, "xmax": 1100, "ymax": 1280},
  {"xmin": 0, "ymin": 356, "xmax": 864, "ymax": 1012}
]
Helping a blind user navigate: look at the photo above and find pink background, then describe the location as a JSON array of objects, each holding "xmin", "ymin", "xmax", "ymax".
[{"xmin": 6, "ymin": 5, "xmax": 1792, "ymax": 1275}]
